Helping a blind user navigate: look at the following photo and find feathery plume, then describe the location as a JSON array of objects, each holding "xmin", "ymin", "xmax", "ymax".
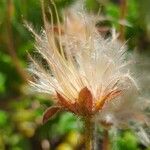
[{"xmin": 27, "ymin": 0, "xmax": 149, "ymax": 148}]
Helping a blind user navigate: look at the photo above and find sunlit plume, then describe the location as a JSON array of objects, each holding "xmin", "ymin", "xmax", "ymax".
[{"xmin": 27, "ymin": 1, "xmax": 144, "ymax": 127}]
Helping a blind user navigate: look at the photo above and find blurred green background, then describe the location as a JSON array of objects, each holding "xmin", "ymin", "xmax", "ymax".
[{"xmin": 0, "ymin": 0, "xmax": 150, "ymax": 149}]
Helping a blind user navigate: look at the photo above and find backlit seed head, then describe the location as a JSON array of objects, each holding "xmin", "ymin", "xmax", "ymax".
[{"xmin": 27, "ymin": 1, "xmax": 149, "ymax": 138}]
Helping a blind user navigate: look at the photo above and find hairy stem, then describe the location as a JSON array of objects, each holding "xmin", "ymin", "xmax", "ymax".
[
  {"xmin": 84, "ymin": 117, "xmax": 95, "ymax": 150},
  {"xmin": 102, "ymin": 129, "xmax": 110, "ymax": 150}
]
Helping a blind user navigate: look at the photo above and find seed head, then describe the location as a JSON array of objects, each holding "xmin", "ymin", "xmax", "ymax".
[{"xmin": 27, "ymin": 2, "xmax": 148, "ymax": 132}]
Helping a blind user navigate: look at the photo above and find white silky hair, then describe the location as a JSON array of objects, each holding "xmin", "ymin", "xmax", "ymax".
[{"xmin": 27, "ymin": 1, "xmax": 149, "ymax": 146}]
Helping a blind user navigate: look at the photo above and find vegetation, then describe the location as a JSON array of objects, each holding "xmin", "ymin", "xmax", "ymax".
[{"xmin": 0, "ymin": 0, "xmax": 150, "ymax": 149}]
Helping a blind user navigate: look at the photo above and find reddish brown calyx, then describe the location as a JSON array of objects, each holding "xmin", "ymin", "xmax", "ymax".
[
  {"xmin": 76, "ymin": 87, "xmax": 93, "ymax": 116},
  {"xmin": 56, "ymin": 87, "xmax": 94, "ymax": 116},
  {"xmin": 43, "ymin": 106, "xmax": 61, "ymax": 124},
  {"xmin": 43, "ymin": 87, "xmax": 122, "ymax": 124},
  {"xmin": 42, "ymin": 87, "xmax": 94, "ymax": 124}
]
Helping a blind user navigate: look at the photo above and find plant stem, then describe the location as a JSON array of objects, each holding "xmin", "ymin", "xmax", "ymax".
[
  {"xmin": 102, "ymin": 129, "xmax": 110, "ymax": 150},
  {"xmin": 119, "ymin": 0, "xmax": 127, "ymax": 41},
  {"xmin": 6, "ymin": 0, "xmax": 29, "ymax": 83},
  {"xmin": 84, "ymin": 117, "xmax": 94, "ymax": 150}
]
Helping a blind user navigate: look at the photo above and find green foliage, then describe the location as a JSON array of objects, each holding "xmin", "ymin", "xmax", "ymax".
[
  {"xmin": 38, "ymin": 112, "xmax": 80, "ymax": 139},
  {"xmin": 0, "ymin": 0, "xmax": 150, "ymax": 149},
  {"xmin": 55, "ymin": 0, "xmax": 75, "ymax": 8},
  {"xmin": 116, "ymin": 132, "xmax": 139, "ymax": 150},
  {"xmin": 85, "ymin": 0, "xmax": 100, "ymax": 13},
  {"xmin": 111, "ymin": 130, "xmax": 139, "ymax": 150},
  {"xmin": 54, "ymin": 112, "xmax": 81, "ymax": 135},
  {"xmin": 0, "ymin": 110, "xmax": 8, "ymax": 126},
  {"xmin": 0, "ymin": 73, "xmax": 6, "ymax": 94},
  {"xmin": 105, "ymin": 2, "xmax": 120, "ymax": 26}
]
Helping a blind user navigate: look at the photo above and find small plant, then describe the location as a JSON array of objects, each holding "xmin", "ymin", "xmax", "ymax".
[{"xmin": 27, "ymin": 0, "xmax": 149, "ymax": 149}]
